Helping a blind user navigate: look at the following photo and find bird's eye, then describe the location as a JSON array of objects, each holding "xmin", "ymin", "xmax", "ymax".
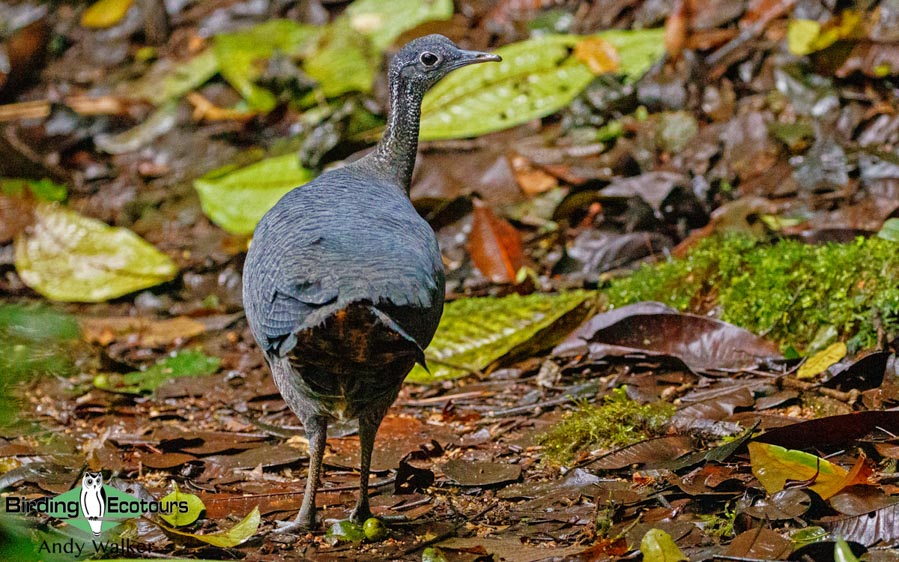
[{"xmin": 420, "ymin": 52, "xmax": 439, "ymax": 66}]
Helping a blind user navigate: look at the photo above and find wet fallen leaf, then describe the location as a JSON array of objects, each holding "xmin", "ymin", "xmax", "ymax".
[
  {"xmin": 161, "ymin": 505, "xmax": 259, "ymax": 547},
  {"xmin": 420, "ymin": 29, "xmax": 665, "ymax": 140},
  {"xmin": 194, "ymin": 153, "xmax": 313, "ymax": 235},
  {"xmin": 80, "ymin": 316, "xmax": 206, "ymax": 347},
  {"xmin": 468, "ymin": 199, "xmax": 525, "ymax": 284},
  {"xmin": 754, "ymin": 411, "xmax": 899, "ymax": 450},
  {"xmin": 14, "ymin": 203, "xmax": 178, "ymax": 302},
  {"xmin": 798, "ymin": 341, "xmax": 847, "ymax": 380},
  {"xmin": 822, "ymin": 501, "xmax": 899, "ymax": 547},
  {"xmin": 593, "ymin": 435, "xmax": 694, "ymax": 470},
  {"xmin": 748, "ymin": 442, "xmax": 869, "ymax": 500},
  {"xmin": 640, "ymin": 528, "xmax": 687, "ymax": 562},
  {"xmin": 159, "ymin": 482, "xmax": 205, "ymax": 527},
  {"xmin": 213, "ymin": 20, "xmax": 319, "ymax": 111},
  {"xmin": 81, "ymin": 0, "xmax": 134, "ymax": 28},
  {"xmin": 303, "ymin": 19, "xmax": 377, "ymax": 98},
  {"xmin": 442, "ymin": 459, "xmax": 521, "ymax": 486},
  {"xmin": 128, "ymin": 50, "xmax": 219, "ymax": 105},
  {"xmin": 725, "ymin": 528, "xmax": 792, "ymax": 559},
  {"xmin": 571, "ymin": 310, "xmax": 782, "ymax": 372},
  {"xmin": 408, "ymin": 291, "xmax": 595, "ymax": 383}
]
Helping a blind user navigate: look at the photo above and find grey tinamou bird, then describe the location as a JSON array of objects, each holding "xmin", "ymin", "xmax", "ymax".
[{"xmin": 243, "ymin": 35, "xmax": 501, "ymax": 531}]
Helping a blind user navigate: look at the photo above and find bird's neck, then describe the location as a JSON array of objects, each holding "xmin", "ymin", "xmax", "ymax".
[{"xmin": 371, "ymin": 77, "xmax": 423, "ymax": 192}]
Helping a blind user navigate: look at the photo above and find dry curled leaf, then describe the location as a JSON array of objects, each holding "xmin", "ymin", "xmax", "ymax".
[{"xmin": 468, "ymin": 199, "xmax": 525, "ymax": 284}]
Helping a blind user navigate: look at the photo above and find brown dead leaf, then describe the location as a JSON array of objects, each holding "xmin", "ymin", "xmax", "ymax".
[
  {"xmin": 0, "ymin": 191, "xmax": 36, "ymax": 244},
  {"xmin": 81, "ymin": 316, "xmax": 206, "ymax": 347},
  {"xmin": 511, "ymin": 155, "xmax": 558, "ymax": 195},
  {"xmin": 468, "ymin": 198, "xmax": 525, "ymax": 284},
  {"xmin": 573, "ymin": 37, "xmax": 620, "ymax": 75}
]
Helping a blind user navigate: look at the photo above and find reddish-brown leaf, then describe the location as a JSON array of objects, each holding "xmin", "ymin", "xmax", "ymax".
[{"xmin": 468, "ymin": 199, "xmax": 525, "ymax": 284}]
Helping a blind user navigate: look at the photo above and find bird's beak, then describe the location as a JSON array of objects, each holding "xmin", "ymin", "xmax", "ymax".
[{"xmin": 451, "ymin": 49, "xmax": 502, "ymax": 70}]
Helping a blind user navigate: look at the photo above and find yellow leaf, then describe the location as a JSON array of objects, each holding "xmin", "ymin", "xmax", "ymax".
[
  {"xmin": 574, "ymin": 37, "xmax": 621, "ymax": 75},
  {"xmin": 788, "ymin": 20, "xmax": 821, "ymax": 56},
  {"xmin": 787, "ymin": 11, "xmax": 861, "ymax": 56},
  {"xmin": 81, "ymin": 0, "xmax": 134, "ymax": 28},
  {"xmin": 748, "ymin": 442, "xmax": 849, "ymax": 499},
  {"xmin": 797, "ymin": 341, "xmax": 846, "ymax": 380}
]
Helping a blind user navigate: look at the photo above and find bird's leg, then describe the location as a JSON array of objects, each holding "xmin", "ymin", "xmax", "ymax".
[
  {"xmin": 276, "ymin": 415, "xmax": 327, "ymax": 533},
  {"xmin": 349, "ymin": 413, "xmax": 382, "ymax": 523}
]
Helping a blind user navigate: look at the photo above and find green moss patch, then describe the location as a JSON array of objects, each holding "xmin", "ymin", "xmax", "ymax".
[
  {"xmin": 605, "ymin": 234, "xmax": 899, "ymax": 352},
  {"xmin": 538, "ymin": 387, "xmax": 674, "ymax": 464}
]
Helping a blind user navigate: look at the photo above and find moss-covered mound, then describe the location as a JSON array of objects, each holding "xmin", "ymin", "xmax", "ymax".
[
  {"xmin": 538, "ymin": 387, "xmax": 675, "ymax": 463},
  {"xmin": 605, "ymin": 234, "xmax": 899, "ymax": 352}
]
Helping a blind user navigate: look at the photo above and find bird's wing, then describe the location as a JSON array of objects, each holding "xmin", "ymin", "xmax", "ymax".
[{"xmin": 260, "ymin": 278, "xmax": 339, "ymax": 357}]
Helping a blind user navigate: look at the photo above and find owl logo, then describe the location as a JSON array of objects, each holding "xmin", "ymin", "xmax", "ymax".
[{"xmin": 80, "ymin": 471, "xmax": 106, "ymax": 536}]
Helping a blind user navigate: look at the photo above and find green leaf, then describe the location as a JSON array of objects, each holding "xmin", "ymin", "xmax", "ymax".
[
  {"xmin": 797, "ymin": 341, "xmax": 846, "ymax": 380},
  {"xmin": 0, "ymin": 178, "xmax": 67, "ymax": 202},
  {"xmin": 130, "ymin": 49, "xmax": 219, "ymax": 105},
  {"xmin": 14, "ymin": 203, "xmax": 178, "ymax": 302},
  {"xmin": 408, "ymin": 291, "xmax": 595, "ymax": 383},
  {"xmin": 419, "ymin": 29, "xmax": 665, "ymax": 140},
  {"xmin": 303, "ymin": 19, "xmax": 378, "ymax": 97},
  {"xmin": 162, "ymin": 506, "xmax": 259, "ymax": 547},
  {"xmin": 747, "ymin": 442, "xmax": 849, "ymax": 499},
  {"xmin": 640, "ymin": 529, "xmax": 687, "ymax": 562},
  {"xmin": 194, "ymin": 153, "xmax": 314, "ymax": 235},
  {"xmin": 159, "ymin": 482, "xmax": 205, "ymax": 527},
  {"xmin": 96, "ymin": 350, "xmax": 220, "ymax": 394},
  {"xmin": 878, "ymin": 218, "xmax": 899, "ymax": 242},
  {"xmin": 834, "ymin": 537, "xmax": 860, "ymax": 562},
  {"xmin": 345, "ymin": 0, "xmax": 453, "ymax": 51},
  {"xmin": 213, "ymin": 20, "xmax": 320, "ymax": 111}
]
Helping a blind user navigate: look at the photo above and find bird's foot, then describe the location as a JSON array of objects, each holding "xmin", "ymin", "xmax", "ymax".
[
  {"xmin": 272, "ymin": 511, "xmax": 316, "ymax": 535},
  {"xmin": 348, "ymin": 506, "xmax": 372, "ymax": 525}
]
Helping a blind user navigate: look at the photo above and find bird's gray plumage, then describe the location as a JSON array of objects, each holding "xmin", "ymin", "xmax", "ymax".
[{"xmin": 242, "ymin": 34, "xmax": 500, "ymax": 531}]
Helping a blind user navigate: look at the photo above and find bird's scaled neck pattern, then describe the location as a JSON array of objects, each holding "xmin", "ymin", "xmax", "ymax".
[{"xmin": 370, "ymin": 71, "xmax": 424, "ymax": 191}]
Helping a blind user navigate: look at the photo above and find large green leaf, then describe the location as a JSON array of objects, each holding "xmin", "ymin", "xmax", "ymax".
[
  {"xmin": 345, "ymin": 0, "xmax": 454, "ymax": 51},
  {"xmin": 159, "ymin": 482, "xmax": 205, "ymax": 527},
  {"xmin": 748, "ymin": 442, "xmax": 851, "ymax": 500},
  {"xmin": 419, "ymin": 29, "xmax": 665, "ymax": 141},
  {"xmin": 194, "ymin": 153, "xmax": 314, "ymax": 235},
  {"xmin": 161, "ymin": 506, "xmax": 259, "ymax": 547},
  {"xmin": 408, "ymin": 291, "xmax": 595, "ymax": 383},
  {"xmin": 213, "ymin": 20, "xmax": 320, "ymax": 111},
  {"xmin": 303, "ymin": 18, "xmax": 378, "ymax": 97},
  {"xmin": 130, "ymin": 49, "xmax": 220, "ymax": 105},
  {"xmin": 14, "ymin": 203, "xmax": 178, "ymax": 302},
  {"xmin": 640, "ymin": 529, "xmax": 687, "ymax": 562}
]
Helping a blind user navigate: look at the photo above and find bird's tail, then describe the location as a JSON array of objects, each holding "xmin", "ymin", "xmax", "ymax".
[{"xmin": 369, "ymin": 305, "xmax": 429, "ymax": 372}]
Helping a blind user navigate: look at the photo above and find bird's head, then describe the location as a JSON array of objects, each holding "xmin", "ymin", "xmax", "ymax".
[{"xmin": 388, "ymin": 34, "xmax": 501, "ymax": 93}]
